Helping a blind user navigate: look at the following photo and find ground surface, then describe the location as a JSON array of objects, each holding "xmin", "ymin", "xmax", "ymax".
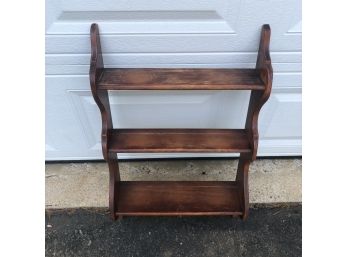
[
  {"xmin": 46, "ymin": 205, "xmax": 301, "ymax": 257},
  {"xmin": 46, "ymin": 159, "xmax": 302, "ymax": 208}
]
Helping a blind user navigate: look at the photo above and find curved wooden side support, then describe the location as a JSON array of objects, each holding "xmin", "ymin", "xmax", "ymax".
[
  {"xmin": 245, "ymin": 24, "xmax": 273, "ymax": 160},
  {"xmin": 89, "ymin": 23, "xmax": 113, "ymax": 160},
  {"xmin": 235, "ymin": 153, "xmax": 251, "ymax": 220},
  {"xmin": 107, "ymin": 153, "xmax": 121, "ymax": 220},
  {"xmin": 90, "ymin": 24, "xmax": 120, "ymax": 220}
]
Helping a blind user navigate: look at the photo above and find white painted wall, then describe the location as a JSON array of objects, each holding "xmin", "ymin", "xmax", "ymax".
[{"xmin": 45, "ymin": 0, "xmax": 302, "ymax": 160}]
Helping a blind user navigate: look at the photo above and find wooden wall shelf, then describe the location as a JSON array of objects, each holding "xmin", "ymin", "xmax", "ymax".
[
  {"xmin": 89, "ymin": 23, "xmax": 273, "ymax": 220},
  {"xmin": 116, "ymin": 181, "xmax": 243, "ymax": 216},
  {"xmin": 108, "ymin": 129, "xmax": 251, "ymax": 153},
  {"xmin": 98, "ymin": 68, "xmax": 266, "ymax": 90}
]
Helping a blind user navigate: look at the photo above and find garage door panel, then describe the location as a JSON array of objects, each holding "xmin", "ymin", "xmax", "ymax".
[
  {"xmin": 46, "ymin": 63, "xmax": 302, "ymax": 76},
  {"xmin": 47, "ymin": 0, "xmax": 243, "ymax": 35},
  {"xmin": 46, "ymin": 33, "xmax": 300, "ymax": 54},
  {"xmin": 46, "ymin": 75, "xmax": 301, "ymax": 159},
  {"xmin": 259, "ymin": 93, "xmax": 302, "ymax": 139},
  {"xmin": 46, "ymin": 52, "xmax": 302, "ymax": 66},
  {"xmin": 46, "ymin": 80, "xmax": 89, "ymax": 159},
  {"xmin": 46, "ymin": 10, "xmax": 234, "ymax": 35},
  {"xmin": 46, "ymin": 0, "xmax": 301, "ymax": 160}
]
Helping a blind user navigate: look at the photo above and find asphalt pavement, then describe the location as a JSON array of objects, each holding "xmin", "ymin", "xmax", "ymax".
[{"xmin": 46, "ymin": 205, "xmax": 301, "ymax": 257}]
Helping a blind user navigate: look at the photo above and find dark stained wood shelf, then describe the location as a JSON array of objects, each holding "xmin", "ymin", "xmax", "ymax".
[
  {"xmin": 116, "ymin": 181, "xmax": 243, "ymax": 216},
  {"xmin": 98, "ymin": 68, "xmax": 266, "ymax": 90},
  {"xmin": 108, "ymin": 129, "xmax": 251, "ymax": 153},
  {"xmin": 89, "ymin": 23, "xmax": 273, "ymax": 221}
]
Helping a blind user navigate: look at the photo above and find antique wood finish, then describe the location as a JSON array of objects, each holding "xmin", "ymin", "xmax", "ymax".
[
  {"xmin": 89, "ymin": 23, "xmax": 273, "ymax": 220},
  {"xmin": 107, "ymin": 153, "xmax": 120, "ymax": 220},
  {"xmin": 245, "ymin": 24, "xmax": 273, "ymax": 161},
  {"xmin": 116, "ymin": 181, "xmax": 243, "ymax": 216},
  {"xmin": 89, "ymin": 23, "xmax": 110, "ymax": 160},
  {"xmin": 98, "ymin": 68, "xmax": 265, "ymax": 90},
  {"xmin": 235, "ymin": 153, "xmax": 252, "ymax": 220},
  {"xmin": 90, "ymin": 24, "xmax": 120, "ymax": 220},
  {"xmin": 108, "ymin": 129, "xmax": 251, "ymax": 153}
]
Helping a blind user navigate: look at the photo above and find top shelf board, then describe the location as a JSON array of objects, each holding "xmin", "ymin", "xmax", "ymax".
[{"xmin": 97, "ymin": 68, "xmax": 266, "ymax": 90}]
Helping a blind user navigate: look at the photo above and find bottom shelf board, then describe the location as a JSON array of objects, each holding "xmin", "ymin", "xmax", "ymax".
[{"xmin": 116, "ymin": 181, "xmax": 243, "ymax": 216}]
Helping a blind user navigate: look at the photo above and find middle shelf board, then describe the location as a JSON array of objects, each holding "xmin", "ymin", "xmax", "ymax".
[
  {"xmin": 97, "ymin": 68, "xmax": 266, "ymax": 90},
  {"xmin": 108, "ymin": 129, "xmax": 251, "ymax": 153}
]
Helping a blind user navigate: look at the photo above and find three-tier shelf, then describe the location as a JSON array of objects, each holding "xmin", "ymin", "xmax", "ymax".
[{"xmin": 89, "ymin": 23, "xmax": 273, "ymax": 220}]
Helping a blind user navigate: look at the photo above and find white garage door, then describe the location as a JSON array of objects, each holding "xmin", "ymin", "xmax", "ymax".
[{"xmin": 45, "ymin": 0, "xmax": 302, "ymax": 160}]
